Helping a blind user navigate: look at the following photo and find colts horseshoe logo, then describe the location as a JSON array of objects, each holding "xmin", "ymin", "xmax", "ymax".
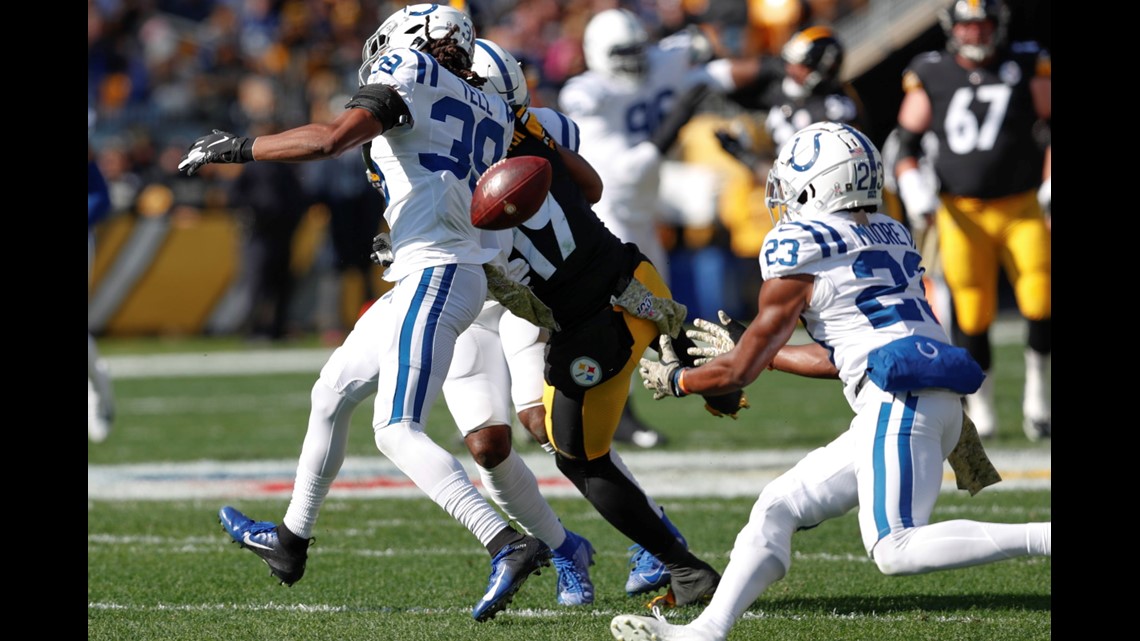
[
  {"xmin": 916, "ymin": 341, "xmax": 940, "ymax": 358},
  {"xmin": 789, "ymin": 133, "xmax": 823, "ymax": 171}
]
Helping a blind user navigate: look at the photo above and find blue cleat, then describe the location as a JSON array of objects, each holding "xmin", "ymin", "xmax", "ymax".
[
  {"xmin": 625, "ymin": 544, "xmax": 671, "ymax": 596},
  {"xmin": 473, "ymin": 535, "xmax": 552, "ymax": 622},
  {"xmin": 626, "ymin": 511, "xmax": 686, "ymax": 596},
  {"xmin": 218, "ymin": 506, "xmax": 310, "ymax": 586},
  {"xmin": 553, "ymin": 530, "xmax": 595, "ymax": 606}
]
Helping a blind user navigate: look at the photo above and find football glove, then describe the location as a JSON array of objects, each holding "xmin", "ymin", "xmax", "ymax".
[
  {"xmin": 638, "ymin": 334, "xmax": 688, "ymax": 400},
  {"xmin": 370, "ymin": 232, "xmax": 393, "ymax": 267},
  {"xmin": 896, "ymin": 168, "xmax": 939, "ymax": 233},
  {"xmin": 483, "ymin": 263, "xmax": 559, "ymax": 332},
  {"xmin": 178, "ymin": 130, "xmax": 254, "ymax": 176},
  {"xmin": 685, "ymin": 310, "xmax": 746, "ymax": 365},
  {"xmin": 671, "ymin": 312, "xmax": 751, "ymax": 419}
]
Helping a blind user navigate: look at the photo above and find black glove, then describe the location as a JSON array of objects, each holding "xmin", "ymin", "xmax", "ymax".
[
  {"xmin": 178, "ymin": 130, "xmax": 254, "ymax": 176},
  {"xmin": 370, "ymin": 232, "xmax": 393, "ymax": 267},
  {"xmin": 649, "ymin": 83, "xmax": 712, "ymax": 153}
]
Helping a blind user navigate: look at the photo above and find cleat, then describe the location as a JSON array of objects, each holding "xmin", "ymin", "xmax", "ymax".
[
  {"xmin": 626, "ymin": 544, "xmax": 671, "ymax": 596},
  {"xmin": 218, "ymin": 506, "xmax": 310, "ymax": 586},
  {"xmin": 1023, "ymin": 416, "xmax": 1051, "ymax": 441},
  {"xmin": 627, "ymin": 511, "xmax": 687, "ymax": 596},
  {"xmin": 473, "ymin": 535, "xmax": 552, "ymax": 622},
  {"xmin": 610, "ymin": 614, "xmax": 714, "ymax": 641},
  {"xmin": 553, "ymin": 530, "xmax": 596, "ymax": 606}
]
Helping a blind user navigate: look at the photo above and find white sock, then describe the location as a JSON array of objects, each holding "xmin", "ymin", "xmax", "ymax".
[
  {"xmin": 1023, "ymin": 349, "xmax": 1050, "ymax": 420},
  {"xmin": 283, "ymin": 467, "xmax": 332, "ymax": 539},
  {"xmin": 691, "ymin": 553, "xmax": 786, "ymax": 641},
  {"xmin": 478, "ymin": 449, "xmax": 566, "ymax": 549},
  {"xmin": 965, "ymin": 372, "xmax": 996, "ymax": 437},
  {"xmin": 282, "ymin": 383, "xmax": 359, "ymax": 538},
  {"xmin": 375, "ymin": 422, "xmax": 508, "ymax": 547}
]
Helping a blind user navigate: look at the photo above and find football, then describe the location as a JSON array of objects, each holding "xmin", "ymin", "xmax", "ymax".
[{"xmin": 471, "ymin": 155, "xmax": 552, "ymax": 230}]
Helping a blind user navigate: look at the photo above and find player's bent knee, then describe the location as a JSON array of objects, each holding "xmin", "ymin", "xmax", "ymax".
[
  {"xmin": 732, "ymin": 490, "xmax": 799, "ymax": 573},
  {"xmin": 871, "ymin": 529, "xmax": 925, "ymax": 576},
  {"xmin": 464, "ymin": 424, "xmax": 512, "ymax": 468},
  {"xmin": 311, "ymin": 380, "xmax": 363, "ymax": 420}
]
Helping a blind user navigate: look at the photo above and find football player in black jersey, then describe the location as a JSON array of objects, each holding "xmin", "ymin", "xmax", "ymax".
[
  {"xmin": 721, "ymin": 25, "xmax": 866, "ymax": 157},
  {"xmin": 502, "ymin": 67, "xmax": 751, "ymax": 610},
  {"xmin": 894, "ymin": 0, "xmax": 1051, "ymax": 441}
]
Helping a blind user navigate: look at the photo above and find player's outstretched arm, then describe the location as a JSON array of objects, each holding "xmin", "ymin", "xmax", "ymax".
[{"xmin": 678, "ymin": 275, "xmax": 812, "ymax": 396}]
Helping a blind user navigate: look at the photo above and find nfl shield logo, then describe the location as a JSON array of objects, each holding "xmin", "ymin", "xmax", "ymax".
[{"xmin": 570, "ymin": 357, "xmax": 602, "ymax": 387}]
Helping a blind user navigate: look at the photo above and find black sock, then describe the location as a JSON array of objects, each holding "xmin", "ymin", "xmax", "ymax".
[
  {"xmin": 277, "ymin": 524, "xmax": 309, "ymax": 551},
  {"xmin": 486, "ymin": 526, "xmax": 526, "ymax": 556}
]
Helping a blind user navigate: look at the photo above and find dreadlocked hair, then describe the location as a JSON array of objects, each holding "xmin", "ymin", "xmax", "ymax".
[{"xmin": 422, "ymin": 19, "xmax": 486, "ymax": 89}]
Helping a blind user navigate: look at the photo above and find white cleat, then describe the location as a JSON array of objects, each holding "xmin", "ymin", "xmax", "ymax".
[{"xmin": 610, "ymin": 614, "xmax": 715, "ymax": 641}]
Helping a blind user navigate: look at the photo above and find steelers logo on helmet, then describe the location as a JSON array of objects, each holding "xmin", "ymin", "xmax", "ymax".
[{"xmin": 570, "ymin": 357, "xmax": 603, "ymax": 387}]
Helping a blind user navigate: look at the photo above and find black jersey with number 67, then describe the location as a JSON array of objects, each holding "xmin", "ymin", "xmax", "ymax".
[{"xmin": 901, "ymin": 42, "xmax": 1049, "ymax": 199}]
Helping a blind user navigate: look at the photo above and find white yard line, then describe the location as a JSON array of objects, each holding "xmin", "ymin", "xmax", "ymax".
[{"xmin": 88, "ymin": 448, "xmax": 1049, "ymax": 501}]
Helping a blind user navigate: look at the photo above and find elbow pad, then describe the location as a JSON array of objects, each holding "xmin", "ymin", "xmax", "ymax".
[{"xmin": 346, "ymin": 84, "xmax": 411, "ymax": 131}]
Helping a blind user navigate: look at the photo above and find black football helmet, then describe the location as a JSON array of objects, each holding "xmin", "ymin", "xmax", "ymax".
[
  {"xmin": 780, "ymin": 26, "xmax": 844, "ymax": 96},
  {"xmin": 939, "ymin": 0, "xmax": 1010, "ymax": 62}
]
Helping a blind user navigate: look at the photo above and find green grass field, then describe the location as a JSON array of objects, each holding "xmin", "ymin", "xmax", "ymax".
[{"xmin": 88, "ymin": 334, "xmax": 1050, "ymax": 640}]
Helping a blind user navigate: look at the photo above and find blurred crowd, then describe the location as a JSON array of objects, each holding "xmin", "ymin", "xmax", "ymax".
[{"xmin": 87, "ymin": 0, "xmax": 876, "ymax": 341}]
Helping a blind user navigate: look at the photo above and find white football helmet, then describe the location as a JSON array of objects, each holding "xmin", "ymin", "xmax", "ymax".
[
  {"xmin": 359, "ymin": 3, "xmax": 476, "ymax": 85},
  {"xmin": 765, "ymin": 121, "xmax": 884, "ymax": 224},
  {"xmin": 471, "ymin": 39, "xmax": 529, "ymax": 108},
  {"xmin": 583, "ymin": 9, "xmax": 649, "ymax": 82}
]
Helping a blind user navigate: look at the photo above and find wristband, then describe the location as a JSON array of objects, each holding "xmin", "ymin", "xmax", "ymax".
[
  {"xmin": 670, "ymin": 367, "xmax": 691, "ymax": 397},
  {"xmin": 239, "ymin": 137, "xmax": 256, "ymax": 163}
]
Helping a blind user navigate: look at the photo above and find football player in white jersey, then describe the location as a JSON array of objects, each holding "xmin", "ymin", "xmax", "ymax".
[
  {"xmin": 178, "ymin": 4, "xmax": 551, "ymax": 622},
  {"xmin": 613, "ymin": 122, "xmax": 1051, "ymax": 641}
]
